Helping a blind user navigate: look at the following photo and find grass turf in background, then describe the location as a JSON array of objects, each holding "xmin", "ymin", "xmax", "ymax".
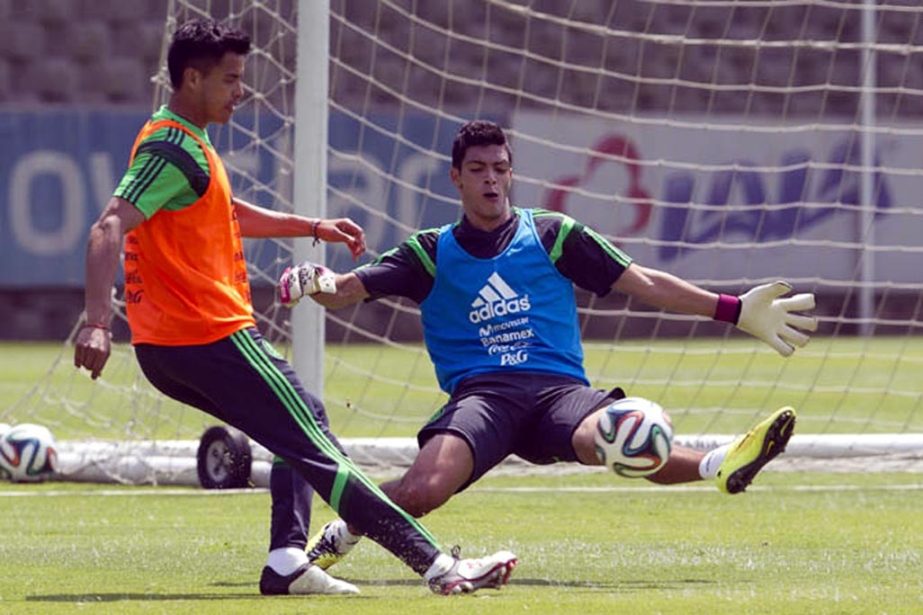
[
  {"xmin": 3, "ymin": 338, "xmax": 921, "ymax": 441},
  {"xmin": 0, "ymin": 471, "xmax": 919, "ymax": 614}
]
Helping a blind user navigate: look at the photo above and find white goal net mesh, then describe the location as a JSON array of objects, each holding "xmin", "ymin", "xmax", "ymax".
[{"xmin": 6, "ymin": 0, "xmax": 923, "ymax": 484}]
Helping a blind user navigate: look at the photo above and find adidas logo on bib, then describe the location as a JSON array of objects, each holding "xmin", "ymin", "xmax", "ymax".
[{"xmin": 469, "ymin": 272, "xmax": 531, "ymax": 323}]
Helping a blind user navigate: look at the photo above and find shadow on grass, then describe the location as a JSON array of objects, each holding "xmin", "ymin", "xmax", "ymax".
[
  {"xmin": 212, "ymin": 576, "xmax": 717, "ymax": 590},
  {"xmin": 26, "ymin": 592, "xmax": 379, "ymax": 603},
  {"xmin": 27, "ymin": 577, "xmax": 714, "ymax": 601},
  {"xmin": 237, "ymin": 576, "xmax": 715, "ymax": 590},
  {"xmin": 211, "ymin": 578, "xmax": 422, "ymax": 589},
  {"xmin": 28, "ymin": 593, "xmax": 262, "ymax": 602}
]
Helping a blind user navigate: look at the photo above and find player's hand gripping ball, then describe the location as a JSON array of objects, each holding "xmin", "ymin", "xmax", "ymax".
[
  {"xmin": 594, "ymin": 397, "xmax": 673, "ymax": 478},
  {"xmin": 0, "ymin": 423, "xmax": 58, "ymax": 483}
]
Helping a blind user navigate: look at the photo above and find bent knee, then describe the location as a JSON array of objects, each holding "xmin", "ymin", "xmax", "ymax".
[
  {"xmin": 389, "ymin": 477, "xmax": 455, "ymax": 517},
  {"xmin": 573, "ymin": 408, "xmax": 605, "ymax": 465}
]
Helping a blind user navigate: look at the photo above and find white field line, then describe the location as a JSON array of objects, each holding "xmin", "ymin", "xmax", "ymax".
[
  {"xmin": 0, "ymin": 483, "xmax": 921, "ymax": 497},
  {"xmin": 474, "ymin": 484, "xmax": 923, "ymax": 493}
]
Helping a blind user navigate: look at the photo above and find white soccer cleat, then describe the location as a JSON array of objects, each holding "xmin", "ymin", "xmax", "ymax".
[
  {"xmin": 259, "ymin": 563, "xmax": 359, "ymax": 595},
  {"xmin": 426, "ymin": 550, "xmax": 518, "ymax": 595}
]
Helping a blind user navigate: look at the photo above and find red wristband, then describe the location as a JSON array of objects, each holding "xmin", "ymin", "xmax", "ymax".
[
  {"xmin": 83, "ymin": 322, "xmax": 110, "ymax": 331},
  {"xmin": 713, "ymin": 294, "xmax": 742, "ymax": 324}
]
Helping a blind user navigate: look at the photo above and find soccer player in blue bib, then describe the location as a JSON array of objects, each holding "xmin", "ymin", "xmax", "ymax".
[{"xmin": 279, "ymin": 120, "xmax": 818, "ymax": 570}]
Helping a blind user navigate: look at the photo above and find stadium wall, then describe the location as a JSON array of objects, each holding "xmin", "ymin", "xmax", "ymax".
[{"xmin": 0, "ymin": 108, "xmax": 918, "ymax": 341}]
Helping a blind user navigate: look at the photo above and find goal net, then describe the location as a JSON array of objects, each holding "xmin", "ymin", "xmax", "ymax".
[{"xmin": 7, "ymin": 0, "xmax": 923, "ymax": 485}]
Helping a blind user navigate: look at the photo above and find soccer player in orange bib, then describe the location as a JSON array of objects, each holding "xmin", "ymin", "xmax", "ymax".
[{"xmin": 74, "ymin": 18, "xmax": 516, "ymax": 597}]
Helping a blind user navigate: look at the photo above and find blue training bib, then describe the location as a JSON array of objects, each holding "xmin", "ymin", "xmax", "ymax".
[{"xmin": 421, "ymin": 209, "xmax": 587, "ymax": 393}]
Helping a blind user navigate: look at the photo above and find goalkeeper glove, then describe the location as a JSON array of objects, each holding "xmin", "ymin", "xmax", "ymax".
[
  {"xmin": 278, "ymin": 262, "xmax": 337, "ymax": 307},
  {"xmin": 735, "ymin": 281, "xmax": 817, "ymax": 357}
]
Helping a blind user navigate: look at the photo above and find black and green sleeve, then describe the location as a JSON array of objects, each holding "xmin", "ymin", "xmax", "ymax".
[
  {"xmin": 354, "ymin": 228, "xmax": 441, "ymax": 304},
  {"xmin": 114, "ymin": 124, "xmax": 210, "ymax": 219},
  {"xmin": 532, "ymin": 208, "xmax": 633, "ymax": 297}
]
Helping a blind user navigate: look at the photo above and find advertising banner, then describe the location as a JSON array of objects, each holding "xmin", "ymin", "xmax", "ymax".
[
  {"xmin": 512, "ymin": 112, "xmax": 923, "ymax": 284},
  {"xmin": 3, "ymin": 109, "xmax": 920, "ymax": 287}
]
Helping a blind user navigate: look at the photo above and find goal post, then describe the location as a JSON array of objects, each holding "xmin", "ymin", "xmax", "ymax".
[
  {"xmin": 291, "ymin": 0, "xmax": 329, "ymax": 396},
  {"xmin": 4, "ymin": 0, "xmax": 923, "ymax": 486}
]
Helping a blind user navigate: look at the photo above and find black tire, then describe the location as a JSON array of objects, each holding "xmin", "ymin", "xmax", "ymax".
[{"xmin": 196, "ymin": 425, "xmax": 252, "ymax": 489}]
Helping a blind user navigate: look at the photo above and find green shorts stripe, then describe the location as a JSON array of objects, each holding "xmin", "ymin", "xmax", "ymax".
[
  {"xmin": 229, "ymin": 331, "xmax": 439, "ymax": 547},
  {"xmin": 330, "ymin": 464, "xmax": 350, "ymax": 513},
  {"xmin": 230, "ymin": 331, "xmax": 343, "ymax": 461}
]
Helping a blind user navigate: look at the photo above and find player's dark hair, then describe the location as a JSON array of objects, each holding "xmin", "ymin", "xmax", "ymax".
[
  {"xmin": 167, "ymin": 18, "xmax": 251, "ymax": 89},
  {"xmin": 451, "ymin": 120, "xmax": 512, "ymax": 169}
]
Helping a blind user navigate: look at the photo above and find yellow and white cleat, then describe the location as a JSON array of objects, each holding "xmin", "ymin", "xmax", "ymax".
[
  {"xmin": 306, "ymin": 519, "xmax": 359, "ymax": 571},
  {"xmin": 717, "ymin": 407, "xmax": 796, "ymax": 494}
]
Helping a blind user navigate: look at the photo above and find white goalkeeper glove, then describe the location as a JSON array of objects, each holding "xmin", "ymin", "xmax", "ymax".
[
  {"xmin": 278, "ymin": 262, "xmax": 337, "ymax": 307},
  {"xmin": 736, "ymin": 281, "xmax": 818, "ymax": 357}
]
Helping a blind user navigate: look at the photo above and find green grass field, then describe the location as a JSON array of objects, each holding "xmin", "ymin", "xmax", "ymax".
[
  {"xmin": 4, "ymin": 337, "xmax": 922, "ymax": 441},
  {"xmin": 0, "ymin": 473, "xmax": 920, "ymax": 613},
  {"xmin": 0, "ymin": 341, "xmax": 921, "ymax": 613}
]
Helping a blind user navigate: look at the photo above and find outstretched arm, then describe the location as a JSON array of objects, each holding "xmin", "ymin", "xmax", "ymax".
[
  {"xmin": 279, "ymin": 263, "xmax": 371, "ymax": 310},
  {"xmin": 233, "ymin": 198, "xmax": 366, "ymax": 259},
  {"xmin": 613, "ymin": 264, "xmax": 718, "ymax": 317},
  {"xmin": 280, "ymin": 231, "xmax": 437, "ymax": 312},
  {"xmin": 613, "ymin": 263, "xmax": 817, "ymax": 357},
  {"xmin": 312, "ymin": 272, "xmax": 371, "ymax": 309}
]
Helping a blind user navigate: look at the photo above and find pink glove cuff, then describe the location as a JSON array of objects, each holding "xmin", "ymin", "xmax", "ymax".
[{"xmin": 714, "ymin": 293, "xmax": 742, "ymax": 324}]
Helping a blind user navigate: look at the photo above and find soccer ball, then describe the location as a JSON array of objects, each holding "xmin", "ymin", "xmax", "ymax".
[
  {"xmin": 594, "ymin": 397, "xmax": 674, "ymax": 478},
  {"xmin": 0, "ymin": 423, "xmax": 58, "ymax": 483}
]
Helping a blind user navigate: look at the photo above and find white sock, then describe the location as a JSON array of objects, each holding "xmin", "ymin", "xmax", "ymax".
[
  {"xmin": 267, "ymin": 547, "xmax": 308, "ymax": 576},
  {"xmin": 335, "ymin": 520, "xmax": 361, "ymax": 544},
  {"xmin": 699, "ymin": 444, "xmax": 730, "ymax": 479},
  {"xmin": 423, "ymin": 553, "xmax": 455, "ymax": 581}
]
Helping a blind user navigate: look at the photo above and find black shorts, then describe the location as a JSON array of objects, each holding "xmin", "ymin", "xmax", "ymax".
[{"xmin": 419, "ymin": 371, "xmax": 624, "ymax": 490}]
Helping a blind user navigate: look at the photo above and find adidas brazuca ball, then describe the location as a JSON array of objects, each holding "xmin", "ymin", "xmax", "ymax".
[
  {"xmin": 0, "ymin": 423, "xmax": 58, "ymax": 483},
  {"xmin": 594, "ymin": 397, "xmax": 674, "ymax": 478}
]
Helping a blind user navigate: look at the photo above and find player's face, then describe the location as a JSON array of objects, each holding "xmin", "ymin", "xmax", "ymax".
[
  {"xmin": 450, "ymin": 144, "xmax": 513, "ymax": 231},
  {"xmin": 197, "ymin": 52, "xmax": 246, "ymax": 125}
]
